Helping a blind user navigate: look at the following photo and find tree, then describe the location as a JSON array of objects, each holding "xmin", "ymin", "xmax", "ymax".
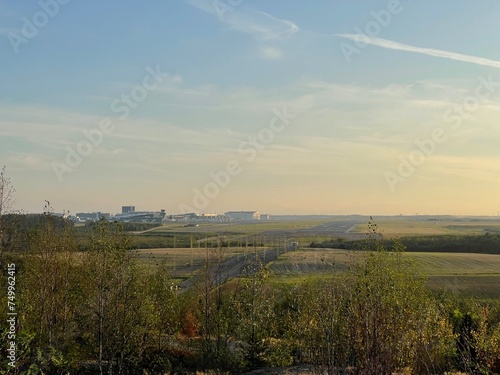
[
  {"xmin": 232, "ymin": 258, "xmax": 277, "ymax": 368},
  {"xmin": 82, "ymin": 218, "xmax": 149, "ymax": 374},
  {"xmin": 472, "ymin": 305, "xmax": 500, "ymax": 373},
  {"xmin": 139, "ymin": 259, "xmax": 182, "ymax": 374},
  {"xmin": 18, "ymin": 203, "xmax": 80, "ymax": 372},
  {"xmin": 198, "ymin": 238, "xmax": 230, "ymax": 368},
  {"xmin": 293, "ymin": 241, "xmax": 455, "ymax": 374},
  {"xmin": 191, "ymin": 237, "xmax": 249, "ymax": 371},
  {"xmin": 0, "ymin": 166, "xmax": 16, "ymax": 259},
  {"xmin": 296, "ymin": 279, "xmax": 350, "ymax": 373},
  {"xmin": 343, "ymin": 242, "xmax": 455, "ymax": 374},
  {"xmin": 146, "ymin": 258, "xmax": 180, "ymax": 350}
]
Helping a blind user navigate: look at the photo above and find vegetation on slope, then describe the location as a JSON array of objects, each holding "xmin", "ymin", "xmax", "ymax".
[
  {"xmin": 311, "ymin": 233, "xmax": 500, "ymax": 255},
  {"xmin": 1, "ymin": 213, "xmax": 500, "ymax": 374}
]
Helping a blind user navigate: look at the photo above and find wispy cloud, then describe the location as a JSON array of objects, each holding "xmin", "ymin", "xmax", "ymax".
[
  {"xmin": 259, "ymin": 46, "xmax": 283, "ymax": 60},
  {"xmin": 187, "ymin": 0, "xmax": 299, "ymax": 40},
  {"xmin": 7, "ymin": 152, "xmax": 54, "ymax": 171},
  {"xmin": 336, "ymin": 34, "xmax": 500, "ymax": 70}
]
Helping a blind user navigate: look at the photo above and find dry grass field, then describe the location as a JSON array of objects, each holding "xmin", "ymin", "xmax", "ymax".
[
  {"xmin": 350, "ymin": 217, "xmax": 500, "ymax": 237},
  {"xmin": 137, "ymin": 246, "xmax": 271, "ymax": 279},
  {"xmin": 136, "ymin": 246, "xmax": 500, "ymax": 298},
  {"xmin": 268, "ymin": 248, "xmax": 500, "ymax": 298}
]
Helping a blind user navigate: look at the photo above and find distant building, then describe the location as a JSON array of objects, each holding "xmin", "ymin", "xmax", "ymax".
[
  {"xmin": 113, "ymin": 208, "xmax": 166, "ymax": 223},
  {"xmin": 122, "ymin": 205, "xmax": 135, "ymax": 214},
  {"xmin": 225, "ymin": 211, "xmax": 260, "ymax": 220},
  {"xmin": 260, "ymin": 214, "xmax": 271, "ymax": 220},
  {"xmin": 75, "ymin": 212, "xmax": 111, "ymax": 222},
  {"xmin": 167, "ymin": 212, "xmax": 230, "ymax": 223}
]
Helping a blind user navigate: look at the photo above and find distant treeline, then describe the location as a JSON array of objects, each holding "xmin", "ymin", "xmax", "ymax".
[
  {"xmin": 310, "ymin": 233, "xmax": 500, "ymax": 254},
  {"xmin": 3, "ymin": 214, "xmax": 162, "ymax": 234},
  {"xmin": 1, "ymin": 214, "xmax": 167, "ymax": 252},
  {"xmin": 0, "ymin": 213, "xmax": 69, "ymax": 253}
]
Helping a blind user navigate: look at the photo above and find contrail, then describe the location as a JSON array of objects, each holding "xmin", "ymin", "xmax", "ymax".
[{"xmin": 336, "ymin": 33, "xmax": 500, "ymax": 70}]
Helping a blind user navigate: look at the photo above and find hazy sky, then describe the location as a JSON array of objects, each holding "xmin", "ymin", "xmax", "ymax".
[{"xmin": 2, "ymin": 0, "xmax": 500, "ymax": 215}]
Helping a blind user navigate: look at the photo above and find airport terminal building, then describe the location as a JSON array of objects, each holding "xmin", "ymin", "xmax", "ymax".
[{"xmin": 225, "ymin": 211, "xmax": 260, "ymax": 221}]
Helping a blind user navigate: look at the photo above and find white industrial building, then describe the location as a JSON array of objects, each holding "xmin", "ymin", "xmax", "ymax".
[{"xmin": 225, "ymin": 211, "xmax": 260, "ymax": 221}]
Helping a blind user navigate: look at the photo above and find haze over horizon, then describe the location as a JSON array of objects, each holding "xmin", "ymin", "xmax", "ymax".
[{"xmin": 2, "ymin": 1, "xmax": 500, "ymax": 216}]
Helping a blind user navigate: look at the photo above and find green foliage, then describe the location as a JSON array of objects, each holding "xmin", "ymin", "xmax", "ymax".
[
  {"xmin": 231, "ymin": 262, "xmax": 276, "ymax": 368},
  {"xmin": 345, "ymin": 244, "xmax": 455, "ymax": 373},
  {"xmin": 0, "ymin": 166, "xmax": 16, "ymax": 259},
  {"xmin": 1, "ymin": 213, "xmax": 500, "ymax": 374},
  {"xmin": 82, "ymin": 218, "xmax": 147, "ymax": 373},
  {"xmin": 443, "ymin": 298, "xmax": 500, "ymax": 374},
  {"xmin": 289, "ymin": 242, "xmax": 457, "ymax": 374},
  {"xmin": 1, "ymin": 214, "xmax": 73, "ymax": 254},
  {"xmin": 145, "ymin": 259, "xmax": 180, "ymax": 352},
  {"xmin": 16, "ymin": 209, "xmax": 79, "ymax": 373},
  {"xmin": 312, "ymin": 233, "xmax": 500, "ymax": 254}
]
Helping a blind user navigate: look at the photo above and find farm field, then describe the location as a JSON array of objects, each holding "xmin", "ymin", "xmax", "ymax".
[
  {"xmin": 350, "ymin": 217, "xmax": 500, "ymax": 237},
  {"xmin": 133, "ymin": 216, "xmax": 500, "ymax": 297},
  {"xmin": 137, "ymin": 246, "xmax": 277, "ymax": 280},
  {"xmin": 269, "ymin": 248, "xmax": 500, "ymax": 298},
  {"xmin": 137, "ymin": 245, "xmax": 500, "ymax": 298}
]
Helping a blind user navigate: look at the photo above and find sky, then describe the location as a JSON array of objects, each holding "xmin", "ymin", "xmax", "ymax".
[{"xmin": 2, "ymin": 0, "xmax": 500, "ymax": 216}]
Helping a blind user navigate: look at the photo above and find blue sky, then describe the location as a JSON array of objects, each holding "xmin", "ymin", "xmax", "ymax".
[{"xmin": 2, "ymin": 0, "xmax": 500, "ymax": 215}]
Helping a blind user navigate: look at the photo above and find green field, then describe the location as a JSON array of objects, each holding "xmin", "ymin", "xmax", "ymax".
[
  {"xmin": 136, "ymin": 245, "xmax": 500, "ymax": 298},
  {"xmin": 131, "ymin": 216, "xmax": 500, "ymax": 298},
  {"xmin": 268, "ymin": 248, "xmax": 500, "ymax": 298},
  {"xmin": 137, "ymin": 246, "xmax": 271, "ymax": 279}
]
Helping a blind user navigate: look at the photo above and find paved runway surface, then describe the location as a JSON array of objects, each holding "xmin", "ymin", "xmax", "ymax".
[
  {"xmin": 297, "ymin": 220, "xmax": 362, "ymax": 235},
  {"xmin": 260, "ymin": 219, "xmax": 368, "ymax": 240}
]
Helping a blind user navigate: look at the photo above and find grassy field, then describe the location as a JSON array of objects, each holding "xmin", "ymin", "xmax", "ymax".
[
  {"xmin": 350, "ymin": 217, "xmax": 500, "ymax": 237},
  {"xmin": 269, "ymin": 249, "xmax": 500, "ymax": 275},
  {"xmin": 268, "ymin": 248, "xmax": 500, "ymax": 298},
  {"xmin": 131, "ymin": 217, "xmax": 500, "ymax": 297},
  {"xmin": 137, "ymin": 246, "xmax": 271, "ymax": 279},
  {"xmin": 407, "ymin": 252, "xmax": 500, "ymax": 275},
  {"xmin": 136, "ymin": 245, "xmax": 500, "ymax": 298}
]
